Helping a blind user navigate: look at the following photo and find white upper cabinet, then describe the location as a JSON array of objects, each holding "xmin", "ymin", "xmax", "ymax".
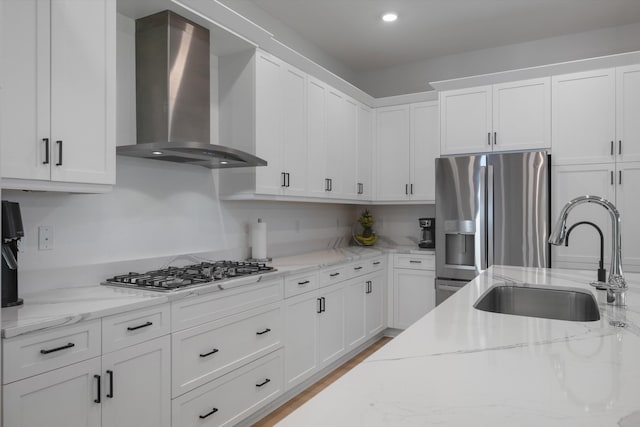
[
  {"xmin": 616, "ymin": 65, "xmax": 640, "ymax": 163},
  {"xmin": 356, "ymin": 104, "xmax": 374, "ymax": 200},
  {"xmin": 492, "ymin": 78, "xmax": 551, "ymax": 152},
  {"xmin": 1, "ymin": 0, "xmax": 115, "ymax": 190},
  {"xmin": 552, "ymin": 69, "xmax": 616, "ymax": 165},
  {"xmin": 375, "ymin": 105, "xmax": 411, "ymax": 201},
  {"xmin": 440, "ymin": 78, "xmax": 550, "ymax": 155},
  {"xmin": 440, "ymin": 86, "xmax": 492, "ymax": 155},
  {"xmin": 306, "ymin": 77, "xmax": 328, "ymax": 198},
  {"xmin": 281, "ymin": 62, "xmax": 308, "ymax": 196},
  {"xmin": 375, "ymin": 101, "xmax": 439, "ymax": 202}
]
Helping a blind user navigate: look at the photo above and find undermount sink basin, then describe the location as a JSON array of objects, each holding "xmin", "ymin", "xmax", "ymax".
[{"xmin": 474, "ymin": 284, "xmax": 600, "ymax": 322}]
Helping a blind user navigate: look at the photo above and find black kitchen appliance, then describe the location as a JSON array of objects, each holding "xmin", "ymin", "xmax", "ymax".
[
  {"xmin": 419, "ymin": 217, "xmax": 435, "ymax": 249},
  {"xmin": 2, "ymin": 201, "xmax": 24, "ymax": 307}
]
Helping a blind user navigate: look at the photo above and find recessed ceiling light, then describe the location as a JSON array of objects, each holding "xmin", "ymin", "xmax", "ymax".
[
  {"xmin": 151, "ymin": 151, "xmax": 164, "ymax": 155},
  {"xmin": 382, "ymin": 13, "xmax": 397, "ymax": 23},
  {"xmin": 220, "ymin": 161, "xmax": 229, "ymax": 165}
]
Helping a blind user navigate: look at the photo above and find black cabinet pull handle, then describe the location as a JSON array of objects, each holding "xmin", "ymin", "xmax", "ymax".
[
  {"xmin": 610, "ymin": 140, "xmax": 614, "ymax": 155},
  {"xmin": 256, "ymin": 328, "xmax": 271, "ymax": 335},
  {"xmin": 409, "ymin": 260, "xmax": 422, "ymax": 264},
  {"xmin": 127, "ymin": 321, "xmax": 153, "ymax": 331},
  {"xmin": 329, "ymin": 178, "xmax": 333, "ymax": 191},
  {"xmin": 329, "ymin": 272, "xmax": 340, "ymax": 277},
  {"xmin": 256, "ymin": 378, "xmax": 271, "ymax": 387},
  {"xmin": 287, "ymin": 173, "xmax": 291, "ymax": 187},
  {"xmin": 405, "ymin": 184, "xmax": 408, "ymax": 195},
  {"xmin": 619, "ymin": 140, "xmax": 622, "ymax": 155},
  {"xmin": 94, "ymin": 375, "xmax": 101, "ymax": 404},
  {"xmin": 40, "ymin": 342, "xmax": 75, "ymax": 355},
  {"xmin": 42, "ymin": 138, "xmax": 49, "ymax": 164},
  {"xmin": 56, "ymin": 140, "xmax": 63, "ymax": 166},
  {"xmin": 488, "ymin": 132, "xmax": 491, "ymax": 145},
  {"xmin": 281, "ymin": 172, "xmax": 287, "ymax": 187},
  {"xmin": 410, "ymin": 183, "xmax": 414, "ymax": 195},
  {"xmin": 106, "ymin": 370, "xmax": 114, "ymax": 398},
  {"xmin": 373, "ymin": 261, "xmax": 381, "ymax": 265},
  {"xmin": 354, "ymin": 266, "xmax": 363, "ymax": 271},
  {"xmin": 199, "ymin": 348, "xmax": 219, "ymax": 358},
  {"xmin": 619, "ymin": 170, "xmax": 622, "ymax": 185},
  {"xmin": 325, "ymin": 178, "xmax": 330, "ymax": 191},
  {"xmin": 297, "ymin": 280, "xmax": 310, "ymax": 285},
  {"xmin": 317, "ymin": 297, "xmax": 322, "ymax": 313},
  {"xmin": 494, "ymin": 132, "xmax": 497, "ymax": 145},
  {"xmin": 610, "ymin": 170, "xmax": 614, "ymax": 185},
  {"xmin": 199, "ymin": 408, "xmax": 218, "ymax": 419},
  {"xmin": 321, "ymin": 296, "xmax": 326, "ymax": 312}
]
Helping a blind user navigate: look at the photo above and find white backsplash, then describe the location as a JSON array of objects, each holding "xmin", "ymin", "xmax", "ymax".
[{"xmin": 366, "ymin": 205, "xmax": 436, "ymax": 247}]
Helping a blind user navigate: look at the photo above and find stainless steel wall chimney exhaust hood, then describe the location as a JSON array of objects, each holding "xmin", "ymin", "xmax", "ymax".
[{"xmin": 116, "ymin": 10, "xmax": 266, "ymax": 169}]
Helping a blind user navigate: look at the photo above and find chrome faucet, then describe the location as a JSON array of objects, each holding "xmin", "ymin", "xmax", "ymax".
[{"xmin": 549, "ymin": 195, "xmax": 627, "ymax": 306}]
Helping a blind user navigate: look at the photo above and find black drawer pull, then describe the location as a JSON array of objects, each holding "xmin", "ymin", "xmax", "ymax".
[
  {"xmin": 199, "ymin": 407, "xmax": 218, "ymax": 419},
  {"xmin": 42, "ymin": 138, "xmax": 49, "ymax": 164},
  {"xmin": 127, "ymin": 321, "xmax": 153, "ymax": 331},
  {"xmin": 40, "ymin": 342, "xmax": 75, "ymax": 355},
  {"xmin": 256, "ymin": 328, "xmax": 271, "ymax": 335},
  {"xmin": 329, "ymin": 272, "xmax": 340, "ymax": 277},
  {"xmin": 106, "ymin": 370, "xmax": 114, "ymax": 398},
  {"xmin": 94, "ymin": 375, "xmax": 101, "ymax": 404},
  {"xmin": 199, "ymin": 348, "xmax": 219, "ymax": 358},
  {"xmin": 256, "ymin": 378, "xmax": 271, "ymax": 387},
  {"xmin": 297, "ymin": 280, "xmax": 310, "ymax": 285},
  {"xmin": 354, "ymin": 266, "xmax": 363, "ymax": 270},
  {"xmin": 409, "ymin": 260, "xmax": 422, "ymax": 264},
  {"xmin": 373, "ymin": 261, "xmax": 381, "ymax": 265}
]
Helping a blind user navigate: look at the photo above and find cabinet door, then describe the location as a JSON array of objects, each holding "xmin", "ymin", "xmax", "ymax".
[
  {"xmin": 492, "ymin": 77, "xmax": 551, "ymax": 152},
  {"xmin": 306, "ymin": 77, "xmax": 328, "ymax": 197},
  {"xmin": 284, "ymin": 292, "xmax": 319, "ymax": 390},
  {"xmin": 365, "ymin": 272, "xmax": 385, "ymax": 337},
  {"xmin": 440, "ymin": 86, "xmax": 492, "ymax": 155},
  {"xmin": 255, "ymin": 52, "xmax": 284, "ymax": 195},
  {"xmin": 49, "ymin": 0, "xmax": 115, "ymax": 184},
  {"xmin": 3, "ymin": 357, "xmax": 101, "ymax": 427},
  {"xmin": 0, "ymin": 0, "xmax": 51, "ymax": 181},
  {"xmin": 344, "ymin": 278, "xmax": 366, "ymax": 351},
  {"xmin": 616, "ymin": 65, "xmax": 640, "ymax": 163},
  {"xmin": 102, "ymin": 336, "xmax": 171, "ymax": 427},
  {"xmin": 281, "ymin": 63, "xmax": 308, "ymax": 196},
  {"xmin": 393, "ymin": 269, "xmax": 435, "ymax": 330},
  {"xmin": 325, "ymin": 88, "xmax": 346, "ymax": 197},
  {"xmin": 357, "ymin": 104, "xmax": 374, "ymax": 199},
  {"xmin": 375, "ymin": 105, "xmax": 410, "ymax": 200},
  {"xmin": 317, "ymin": 283, "xmax": 345, "ymax": 367},
  {"xmin": 410, "ymin": 101, "xmax": 439, "ymax": 201},
  {"xmin": 617, "ymin": 162, "xmax": 640, "ymax": 271},
  {"xmin": 551, "ymin": 164, "xmax": 616, "ymax": 268},
  {"xmin": 552, "ymin": 69, "xmax": 616, "ymax": 165},
  {"xmin": 340, "ymin": 97, "xmax": 359, "ymax": 199}
]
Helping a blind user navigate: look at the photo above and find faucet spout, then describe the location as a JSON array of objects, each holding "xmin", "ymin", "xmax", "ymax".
[{"xmin": 549, "ymin": 195, "xmax": 627, "ymax": 305}]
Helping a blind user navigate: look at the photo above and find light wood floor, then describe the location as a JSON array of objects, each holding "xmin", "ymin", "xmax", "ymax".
[{"xmin": 253, "ymin": 336, "xmax": 393, "ymax": 427}]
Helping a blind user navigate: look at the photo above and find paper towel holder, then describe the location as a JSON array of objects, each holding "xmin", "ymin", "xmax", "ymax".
[{"xmin": 248, "ymin": 218, "xmax": 272, "ymax": 263}]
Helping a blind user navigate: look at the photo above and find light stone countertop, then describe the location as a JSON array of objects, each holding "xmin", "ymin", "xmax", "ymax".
[
  {"xmin": 276, "ymin": 265, "xmax": 640, "ymax": 427},
  {"xmin": 2, "ymin": 245, "xmax": 422, "ymax": 338}
]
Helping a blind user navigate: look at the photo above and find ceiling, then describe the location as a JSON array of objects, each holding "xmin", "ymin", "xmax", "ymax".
[{"xmin": 243, "ymin": 0, "xmax": 640, "ymax": 71}]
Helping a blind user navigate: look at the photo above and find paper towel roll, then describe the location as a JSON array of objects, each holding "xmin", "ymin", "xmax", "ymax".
[{"xmin": 251, "ymin": 218, "xmax": 267, "ymax": 260}]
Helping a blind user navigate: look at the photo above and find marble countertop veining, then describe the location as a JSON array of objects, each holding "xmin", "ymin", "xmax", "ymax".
[
  {"xmin": 276, "ymin": 265, "xmax": 640, "ymax": 427},
  {"xmin": 1, "ymin": 246, "xmax": 397, "ymax": 338}
]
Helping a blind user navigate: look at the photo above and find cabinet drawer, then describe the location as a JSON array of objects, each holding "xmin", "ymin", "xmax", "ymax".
[
  {"xmin": 172, "ymin": 302, "xmax": 283, "ymax": 397},
  {"xmin": 171, "ymin": 279, "xmax": 283, "ymax": 331},
  {"xmin": 284, "ymin": 271, "xmax": 319, "ymax": 298},
  {"xmin": 346, "ymin": 261, "xmax": 371, "ymax": 279},
  {"xmin": 394, "ymin": 254, "xmax": 435, "ymax": 270},
  {"xmin": 369, "ymin": 256, "xmax": 386, "ymax": 272},
  {"xmin": 319, "ymin": 266, "xmax": 347, "ymax": 288},
  {"xmin": 172, "ymin": 349, "xmax": 283, "ymax": 427},
  {"xmin": 102, "ymin": 303, "xmax": 171, "ymax": 353},
  {"xmin": 3, "ymin": 320, "xmax": 101, "ymax": 384}
]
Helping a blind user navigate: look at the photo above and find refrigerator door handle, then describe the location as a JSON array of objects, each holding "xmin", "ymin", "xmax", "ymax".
[
  {"xmin": 479, "ymin": 166, "xmax": 488, "ymax": 270},
  {"xmin": 487, "ymin": 165, "xmax": 494, "ymax": 268}
]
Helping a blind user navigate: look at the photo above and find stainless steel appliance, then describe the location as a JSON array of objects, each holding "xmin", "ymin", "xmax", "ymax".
[
  {"xmin": 116, "ymin": 11, "xmax": 267, "ymax": 169},
  {"xmin": 2, "ymin": 201, "xmax": 24, "ymax": 307},
  {"xmin": 435, "ymin": 151, "xmax": 550, "ymax": 304},
  {"xmin": 418, "ymin": 217, "xmax": 435, "ymax": 249},
  {"xmin": 102, "ymin": 261, "xmax": 276, "ymax": 292}
]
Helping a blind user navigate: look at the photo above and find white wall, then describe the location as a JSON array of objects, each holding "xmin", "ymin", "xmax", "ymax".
[{"xmin": 356, "ymin": 21, "xmax": 640, "ymax": 97}]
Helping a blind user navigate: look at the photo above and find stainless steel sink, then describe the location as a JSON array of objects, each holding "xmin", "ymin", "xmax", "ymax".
[{"xmin": 474, "ymin": 284, "xmax": 600, "ymax": 322}]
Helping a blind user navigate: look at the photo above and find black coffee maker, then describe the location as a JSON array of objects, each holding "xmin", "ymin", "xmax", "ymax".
[
  {"xmin": 418, "ymin": 217, "xmax": 435, "ymax": 249},
  {"xmin": 2, "ymin": 201, "xmax": 24, "ymax": 307}
]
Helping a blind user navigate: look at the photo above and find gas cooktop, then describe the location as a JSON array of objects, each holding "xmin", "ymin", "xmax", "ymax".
[{"xmin": 102, "ymin": 261, "xmax": 276, "ymax": 292}]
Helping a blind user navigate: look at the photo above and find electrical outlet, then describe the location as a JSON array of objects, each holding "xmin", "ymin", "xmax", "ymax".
[{"xmin": 38, "ymin": 226, "xmax": 53, "ymax": 250}]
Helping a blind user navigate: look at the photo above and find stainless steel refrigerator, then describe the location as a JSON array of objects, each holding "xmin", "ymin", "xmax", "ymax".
[{"xmin": 434, "ymin": 151, "xmax": 550, "ymax": 304}]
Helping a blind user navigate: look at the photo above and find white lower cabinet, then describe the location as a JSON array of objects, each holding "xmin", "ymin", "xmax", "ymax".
[
  {"xmin": 365, "ymin": 272, "xmax": 386, "ymax": 337},
  {"xmin": 3, "ymin": 357, "xmax": 102, "ymax": 427},
  {"xmin": 317, "ymin": 283, "xmax": 346, "ymax": 366},
  {"xmin": 345, "ymin": 271, "xmax": 385, "ymax": 351},
  {"xmin": 172, "ymin": 349, "xmax": 284, "ymax": 427},
  {"xmin": 283, "ymin": 290, "xmax": 320, "ymax": 390},
  {"xmin": 393, "ymin": 254, "xmax": 436, "ymax": 329},
  {"xmin": 101, "ymin": 336, "xmax": 171, "ymax": 427}
]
